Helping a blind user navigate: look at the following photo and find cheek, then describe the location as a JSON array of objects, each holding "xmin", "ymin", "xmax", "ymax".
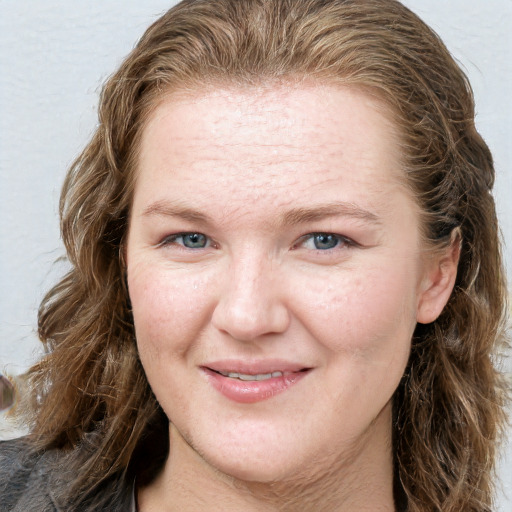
[
  {"xmin": 296, "ymin": 260, "xmax": 419, "ymax": 356},
  {"xmin": 127, "ymin": 263, "xmax": 215, "ymax": 359}
]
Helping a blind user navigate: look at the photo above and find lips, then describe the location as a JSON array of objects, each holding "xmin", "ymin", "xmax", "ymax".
[
  {"xmin": 201, "ymin": 360, "xmax": 311, "ymax": 403},
  {"xmin": 214, "ymin": 370, "xmax": 287, "ymax": 381}
]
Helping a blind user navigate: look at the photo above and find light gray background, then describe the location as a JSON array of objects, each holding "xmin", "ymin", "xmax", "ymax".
[{"xmin": 0, "ymin": 0, "xmax": 510, "ymax": 508}]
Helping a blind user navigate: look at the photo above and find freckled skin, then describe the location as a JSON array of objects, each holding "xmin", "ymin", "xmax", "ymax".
[{"xmin": 126, "ymin": 84, "xmax": 448, "ymax": 511}]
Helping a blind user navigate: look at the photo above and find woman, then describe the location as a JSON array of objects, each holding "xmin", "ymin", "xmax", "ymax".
[{"xmin": 0, "ymin": 0, "xmax": 508, "ymax": 510}]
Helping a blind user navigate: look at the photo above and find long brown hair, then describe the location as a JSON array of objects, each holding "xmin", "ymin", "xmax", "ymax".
[{"xmin": 26, "ymin": 1, "xmax": 508, "ymax": 510}]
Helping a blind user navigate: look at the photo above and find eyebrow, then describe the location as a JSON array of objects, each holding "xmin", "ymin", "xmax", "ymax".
[
  {"xmin": 141, "ymin": 200, "xmax": 381, "ymax": 226},
  {"xmin": 281, "ymin": 203, "xmax": 381, "ymax": 226},
  {"xmin": 142, "ymin": 201, "xmax": 212, "ymax": 224}
]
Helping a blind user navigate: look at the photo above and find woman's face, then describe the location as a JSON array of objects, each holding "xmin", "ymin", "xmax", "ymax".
[{"xmin": 126, "ymin": 84, "xmax": 445, "ymax": 483}]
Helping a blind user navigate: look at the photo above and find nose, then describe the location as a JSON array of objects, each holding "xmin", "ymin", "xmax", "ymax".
[{"xmin": 211, "ymin": 252, "xmax": 291, "ymax": 342}]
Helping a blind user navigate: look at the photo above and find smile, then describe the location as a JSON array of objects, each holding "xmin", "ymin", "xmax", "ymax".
[
  {"xmin": 215, "ymin": 370, "xmax": 285, "ymax": 381},
  {"xmin": 202, "ymin": 364, "xmax": 311, "ymax": 404}
]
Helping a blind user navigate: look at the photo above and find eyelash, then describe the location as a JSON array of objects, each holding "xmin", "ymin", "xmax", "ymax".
[
  {"xmin": 294, "ymin": 233, "xmax": 357, "ymax": 251},
  {"xmin": 159, "ymin": 232, "xmax": 214, "ymax": 249},
  {"xmin": 158, "ymin": 232, "xmax": 357, "ymax": 252}
]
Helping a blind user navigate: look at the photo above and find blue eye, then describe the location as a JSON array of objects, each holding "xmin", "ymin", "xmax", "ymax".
[
  {"xmin": 163, "ymin": 233, "xmax": 209, "ymax": 249},
  {"xmin": 182, "ymin": 233, "xmax": 208, "ymax": 248},
  {"xmin": 312, "ymin": 233, "xmax": 340, "ymax": 250},
  {"xmin": 300, "ymin": 233, "xmax": 351, "ymax": 251}
]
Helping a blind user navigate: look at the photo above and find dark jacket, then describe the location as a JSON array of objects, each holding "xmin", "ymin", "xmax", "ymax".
[{"xmin": 0, "ymin": 438, "xmax": 135, "ymax": 512}]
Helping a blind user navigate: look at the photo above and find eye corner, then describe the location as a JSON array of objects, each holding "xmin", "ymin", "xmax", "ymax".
[
  {"xmin": 158, "ymin": 231, "xmax": 215, "ymax": 250},
  {"xmin": 295, "ymin": 232, "xmax": 357, "ymax": 251}
]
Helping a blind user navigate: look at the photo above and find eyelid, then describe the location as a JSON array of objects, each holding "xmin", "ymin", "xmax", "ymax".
[
  {"xmin": 294, "ymin": 232, "xmax": 358, "ymax": 250},
  {"xmin": 156, "ymin": 231, "xmax": 358, "ymax": 251},
  {"xmin": 158, "ymin": 232, "xmax": 215, "ymax": 249}
]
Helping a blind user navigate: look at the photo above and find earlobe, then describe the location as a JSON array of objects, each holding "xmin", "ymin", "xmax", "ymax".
[{"xmin": 416, "ymin": 229, "xmax": 461, "ymax": 324}]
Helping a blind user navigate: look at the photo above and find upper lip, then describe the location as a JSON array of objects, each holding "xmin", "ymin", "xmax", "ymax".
[{"xmin": 202, "ymin": 359, "xmax": 312, "ymax": 375}]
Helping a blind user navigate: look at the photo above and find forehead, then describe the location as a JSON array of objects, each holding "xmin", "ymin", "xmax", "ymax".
[
  {"xmin": 142, "ymin": 82, "xmax": 399, "ymax": 152},
  {"xmin": 134, "ymin": 83, "xmax": 407, "ymax": 216}
]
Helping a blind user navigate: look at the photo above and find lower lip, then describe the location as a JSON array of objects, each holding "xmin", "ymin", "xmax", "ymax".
[{"xmin": 202, "ymin": 368, "xmax": 309, "ymax": 404}]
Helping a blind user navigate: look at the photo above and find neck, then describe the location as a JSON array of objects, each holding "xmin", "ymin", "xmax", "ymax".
[{"xmin": 138, "ymin": 405, "xmax": 396, "ymax": 512}]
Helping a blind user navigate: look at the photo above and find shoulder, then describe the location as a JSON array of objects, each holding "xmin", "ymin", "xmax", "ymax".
[
  {"xmin": 0, "ymin": 437, "xmax": 56, "ymax": 511},
  {"xmin": 0, "ymin": 437, "xmax": 134, "ymax": 512}
]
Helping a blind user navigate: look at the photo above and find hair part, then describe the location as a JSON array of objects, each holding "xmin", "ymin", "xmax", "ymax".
[{"xmin": 25, "ymin": 1, "xmax": 508, "ymax": 510}]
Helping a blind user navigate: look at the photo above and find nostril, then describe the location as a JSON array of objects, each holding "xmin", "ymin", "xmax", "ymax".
[{"xmin": 211, "ymin": 287, "xmax": 291, "ymax": 342}]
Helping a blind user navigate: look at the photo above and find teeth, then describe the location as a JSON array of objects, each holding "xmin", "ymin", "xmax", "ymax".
[
  {"xmin": 238, "ymin": 372, "xmax": 271, "ymax": 381},
  {"xmin": 218, "ymin": 371, "xmax": 284, "ymax": 381}
]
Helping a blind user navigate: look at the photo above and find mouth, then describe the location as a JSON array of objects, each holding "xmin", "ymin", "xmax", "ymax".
[
  {"xmin": 210, "ymin": 369, "xmax": 307, "ymax": 381},
  {"xmin": 201, "ymin": 362, "xmax": 312, "ymax": 403}
]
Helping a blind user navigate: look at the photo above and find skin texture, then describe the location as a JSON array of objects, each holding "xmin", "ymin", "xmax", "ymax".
[{"xmin": 126, "ymin": 84, "xmax": 459, "ymax": 511}]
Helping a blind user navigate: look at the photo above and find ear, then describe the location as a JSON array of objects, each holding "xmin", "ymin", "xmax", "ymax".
[{"xmin": 416, "ymin": 230, "xmax": 461, "ymax": 324}]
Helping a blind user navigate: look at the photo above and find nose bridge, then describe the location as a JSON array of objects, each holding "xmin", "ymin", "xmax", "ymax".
[{"xmin": 212, "ymin": 246, "xmax": 290, "ymax": 341}]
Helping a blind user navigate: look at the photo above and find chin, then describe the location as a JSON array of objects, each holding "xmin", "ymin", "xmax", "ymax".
[
  {"xmin": 208, "ymin": 453, "xmax": 295, "ymax": 483},
  {"xmin": 191, "ymin": 432, "xmax": 304, "ymax": 483}
]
